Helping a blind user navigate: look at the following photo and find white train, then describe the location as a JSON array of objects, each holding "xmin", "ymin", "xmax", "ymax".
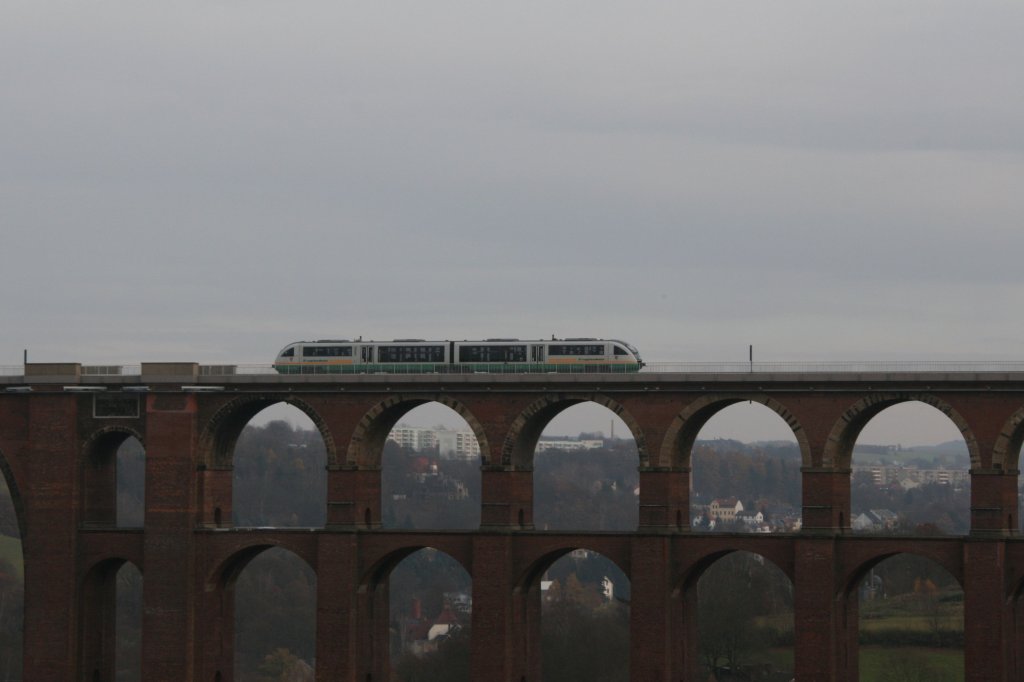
[{"xmin": 273, "ymin": 338, "xmax": 643, "ymax": 373}]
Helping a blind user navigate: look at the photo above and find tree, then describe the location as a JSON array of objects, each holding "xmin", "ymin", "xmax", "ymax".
[
  {"xmin": 257, "ymin": 648, "xmax": 313, "ymax": 682},
  {"xmin": 393, "ymin": 628, "xmax": 470, "ymax": 682},
  {"xmin": 697, "ymin": 552, "xmax": 792, "ymax": 676}
]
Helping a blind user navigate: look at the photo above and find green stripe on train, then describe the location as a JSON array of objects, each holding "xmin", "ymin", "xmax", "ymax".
[{"xmin": 273, "ymin": 363, "xmax": 641, "ymax": 374}]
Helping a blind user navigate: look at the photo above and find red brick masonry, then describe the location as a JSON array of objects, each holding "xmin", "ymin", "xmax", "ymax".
[{"xmin": 3, "ymin": 370, "xmax": 1024, "ymax": 680}]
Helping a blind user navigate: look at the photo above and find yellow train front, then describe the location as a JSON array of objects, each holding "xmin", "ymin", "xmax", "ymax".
[{"xmin": 273, "ymin": 338, "xmax": 643, "ymax": 374}]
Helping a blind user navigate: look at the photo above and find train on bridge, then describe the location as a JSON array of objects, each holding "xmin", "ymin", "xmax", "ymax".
[{"xmin": 274, "ymin": 337, "xmax": 643, "ymax": 373}]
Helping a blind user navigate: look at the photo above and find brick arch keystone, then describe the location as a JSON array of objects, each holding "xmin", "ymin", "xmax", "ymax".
[
  {"xmin": 1007, "ymin": 569, "xmax": 1024, "ymax": 603},
  {"xmin": 0, "ymin": 448, "xmax": 28, "ymax": 540},
  {"xmin": 822, "ymin": 393, "xmax": 981, "ymax": 470},
  {"xmin": 80, "ymin": 425, "xmax": 146, "ymax": 527},
  {"xmin": 81, "ymin": 555, "xmax": 142, "ymax": 582},
  {"xmin": 359, "ymin": 544, "xmax": 473, "ymax": 591},
  {"xmin": 678, "ymin": 544, "xmax": 797, "ymax": 589},
  {"xmin": 207, "ymin": 540, "xmax": 318, "ymax": 588},
  {"xmin": 658, "ymin": 394, "xmax": 812, "ymax": 469},
  {"xmin": 82, "ymin": 425, "xmax": 144, "ymax": 458},
  {"xmin": 346, "ymin": 395, "xmax": 490, "ymax": 468},
  {"xmin": 839, "ymin": 547, "xmax": 964, "ymax": 599},
  {"xmin": 515, "ymin": 544, "xmax": 632, "ymax": 592},
  {"xmin": 501, "ymin": 394, "xmax": 647, "ymax": 468},
  {"xmin": 992, "ymin": 405, "xmax": 1024, "ymax": 471},
  {"xmin": 199, "ymin": 395, "xmax": 337, "ymax": 468}
]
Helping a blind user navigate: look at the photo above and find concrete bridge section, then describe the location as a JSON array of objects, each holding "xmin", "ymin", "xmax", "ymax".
[{"xmin": 4, "ymin": 362, "xmax": 1024, "ymax": 680}]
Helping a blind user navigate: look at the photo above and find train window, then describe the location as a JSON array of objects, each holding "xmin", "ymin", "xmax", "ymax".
[
  {"xmin": 304, "ymin": 346, "xmax": 353, "ymax": 357},
  {"xmin": 281, "ymin": 348, "xmax": 295, "ymax": 358},
  {"xmin": 548, "ymin": 344, "xmax": 606, "ymax": 356},
  {"xmin": 378, "ymin": 345, "xmax": 446, "ymax": 363},
  {"xmin": 614, "ymin": 345, "xmax": 629, "ymax": 356},
  {"xmin": 459, "ymin": 345, "xmax": 528, "ymax": 362}
]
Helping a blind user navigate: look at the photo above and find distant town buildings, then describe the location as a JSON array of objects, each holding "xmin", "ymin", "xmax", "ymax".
[
  {"xmin": 851, "ymin": 509, "xmax": 899, "ymax": 532},
  {"xmin": 535, "ymin": 438, "xmax": 605, "ymax": 452},
  {"xmin": 388, "ymin": 424, "xmax": 481, "ymax": 459},
  {"xmin": 388, "ymin": 425, "xmax": 610, "ymax": 457},
  {"xmin": 389, "ymin": 461, "xmax": 470, "ymax": 503},
  {"xmin": 852, "ymin": 463, "xmax": 968, "ymax": 489},
  {"xmin": 396, "ymin": 594, "xmax": 470, "ymax": 657},
  {"xmin": 694, "ymin": 498, "xmax": 802, "ymax": 533},
  {"xmin": 708, "ymin": 498, "xmax": 744, "ymax": 523}
]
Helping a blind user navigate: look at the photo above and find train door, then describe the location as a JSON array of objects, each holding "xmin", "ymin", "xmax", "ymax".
[
  {"xmin": 360, "ymin": 345, "xmax": 374, "ymax": 365},
  {"xmin": 531, "ymin": 344, "xmax": 545, "ymax": 363}
]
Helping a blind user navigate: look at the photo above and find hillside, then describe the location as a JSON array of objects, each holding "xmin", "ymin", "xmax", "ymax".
[{"xmin": 853, "ymin": 440, "xmax": 969, "ymax": 468}]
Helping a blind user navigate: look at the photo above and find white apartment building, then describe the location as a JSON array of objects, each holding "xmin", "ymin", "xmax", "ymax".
[
  {"xmin": 389, "ymin": 426, "xmax": 437, "ymax": 451},
  {"xmin": 387, "ymin": 425, "xmax": 481, "ymax": 460},
  {"xmin": 388, "ymin": 427, "xmax": 606, "ymax": 458},
  {"xmin": 535, "ymin": 439, "xmax": 604, "ymax": 452},
  {"xmin": 852, "ymin": 464, "xmax": 969, "ymax": 488}
]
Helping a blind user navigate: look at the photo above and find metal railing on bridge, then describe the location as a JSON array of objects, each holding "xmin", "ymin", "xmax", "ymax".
[
  {"xmin": 4, "ymin": 361, "xmax": 1024, "ymax": 379},
  {"xmin": 206, "ymin": 361, "xmax": 1024, "ymax": 376}
]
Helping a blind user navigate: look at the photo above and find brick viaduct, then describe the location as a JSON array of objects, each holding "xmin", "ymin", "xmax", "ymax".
[{"xmin": 4, "ymin": 362, "xmax": 1024, "ymax": 681}]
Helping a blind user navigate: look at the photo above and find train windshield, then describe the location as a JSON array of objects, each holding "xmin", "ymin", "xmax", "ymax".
[{"xmin": 609, "ymin": 340, "xmax": 641, "ymax": 359}]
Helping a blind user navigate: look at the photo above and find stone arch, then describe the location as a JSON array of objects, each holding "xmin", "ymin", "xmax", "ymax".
[
  {"xmin": 501, "ymin": 394, "xmax": 647, "ymax": 468},
  {"xmin": 839, "ymin": 549, "xmax": 964, "ymax": 681},
  {"xmin": 359, "ymin": 544, "xmax": 474, "ymax": 682},
  {"xmin": 1009, "ymin": 570, "xmax": 1024, "ymax": 604},
  {"xmin": 78, "ymin": 557, "xmax": 143, "ymax": 682},
  {"xmin": 682, "ymin": 549, "xmax": 795, "ymax": 682},
  {"xmin": 678, "ymin": 546, "xmax": 796, "ymax": 591},
  {"xmin": 210, "ymin": 544, "xmax": 317, "ymax": 682},
  {"xmin": 840, "ymin": 548, "xmax": 964, "ymax": 597},
  {"xmin": 1008, "ymin": 574, "xmax": 1024, "ymax": 681},
  {"xmin": 81, "ymin": 426, "xmax": 146, "ymax": 527},
  {"xmin": 516, "ymin": 545, "xmax": 632, "ymax": 682},
  {"xmin": 0, "ymin": 448, "xmax": 27, "ymax": 540},
  {"xmin": 517, "ymin": 548, "xmax": 575, "ymax": 592},
  {"xmin": 517, "ymin": 544, "xmax": 632, "ymax": 592},
  {"xmin": 361, "ymin": 544, "xmax": 473, "ymax": 592},
  {"xmin": 822, "ymin": 393, "xmax": 981, "ymax": 470},
  {"xmin": 82, "ymin": 425, "xmax": 144, "ymax": 457},
  {"xmin": 678, "ymin": 549, "xmax": 734, "ymax": 594},
  {"xmin": 208, "ymin": 540, "xmax": 318, "ymax": 588},
  {"xmin": 80, "ymin": 555, "xmax": 143, "ymax": 582},
  {"xmin": 658, "ymin": 395, "xmax": 812, "ymax": 469},
  {"xmin": 992, "ymin": 405, "xmax": 1024, "ymax": 471},
  {"xmin": 199, "ymin": 395, "xmax": 337, "ymax": 468},
  {"xmin": 346, "ymin": 395, "xmax": 489, "ymax": 468}
]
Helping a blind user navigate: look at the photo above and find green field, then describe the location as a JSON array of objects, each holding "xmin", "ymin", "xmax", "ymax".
[
  {"xmin": 859, "ymin": 591, "xmax": 963, "ymax": 634},
  {"xmin": 0, "ymin": 534, "xmax": 23, "ymax": 580},
  {"xmin": 728, "ymin": 645, "xmax": 960, "ymax": 681},
  {"xmin": 859, "ymin": 646, "xmax": 963, "ymax": 681},
  {"xmin": 754, "ymin": 601, "xmax": 963, "ymax": 681}
]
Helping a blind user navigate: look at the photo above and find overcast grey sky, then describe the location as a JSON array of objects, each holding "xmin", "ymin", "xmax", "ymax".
[{"xmin": 3, "ymin": 2, "xmax": 1021, "ymax": 443}]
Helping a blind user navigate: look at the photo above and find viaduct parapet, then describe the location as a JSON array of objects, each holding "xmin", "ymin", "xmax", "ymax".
[{"xmin": 3, "ymin": 363, "xmax": 1024, "ymax": 680}]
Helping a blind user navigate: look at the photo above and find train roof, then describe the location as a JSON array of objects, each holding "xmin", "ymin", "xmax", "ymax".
[{"xmin": 280, "ymin": 338, "xmax": 640, "ymax": 347}]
